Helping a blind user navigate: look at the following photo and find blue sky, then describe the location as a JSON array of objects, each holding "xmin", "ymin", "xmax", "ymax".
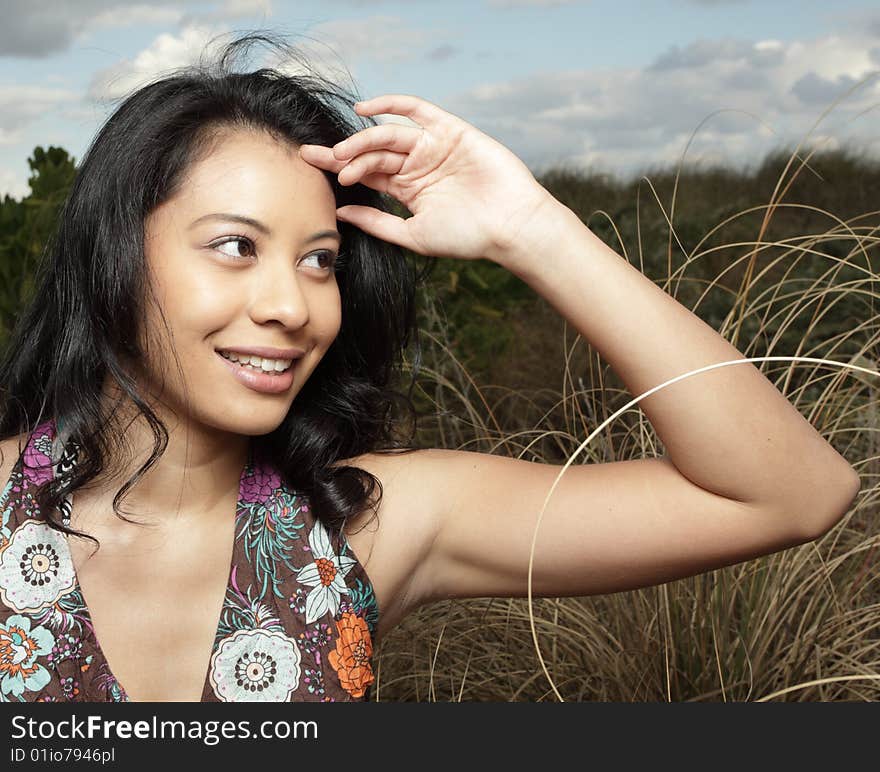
[{"xmin": 1, "ymin": 0, "xmax": 878, "ymax": 198}]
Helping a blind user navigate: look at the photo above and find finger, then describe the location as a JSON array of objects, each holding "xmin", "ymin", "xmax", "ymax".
[
  {"xmin": 332, "ymin": 124, "xmax": 423, "ymax": 161},
  {"xmin": 336, "ymin": 205, "xmax": 420, "ymax": 253},
  {"xmin": 356, "ymin": 172, "xmax": 392, "ymax": 194},
  {"xmin": 298, "ymin": 144, "xmax": 347, "ymax": 173},
  {"xmin": 338, "ymin": 149, "xmax": 407, "ymax": 186},
  {"xmin": 354, "ymin": 93, "xmax": 454, "ymax": 129}
]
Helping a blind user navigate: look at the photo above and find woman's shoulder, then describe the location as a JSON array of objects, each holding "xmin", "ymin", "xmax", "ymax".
[
  {"xmin": 334, "ymin": 446, "xmax": 458, "ymax": 541},
  {"xmin": 336, "ymin": 445, "xmax": 459, "ymax": 481},
  {"xmin": 332, "ymin": 447, "xmax": 449, "ymax": 642},
  {"xmin": 334, "ymin": 447, "xmax": 436, "ymax": 546}
]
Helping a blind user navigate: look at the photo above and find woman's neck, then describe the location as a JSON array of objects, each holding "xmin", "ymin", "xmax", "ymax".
[{"xmin": 68, "ymin": 379, "xmax": 251, "ymax": 529}]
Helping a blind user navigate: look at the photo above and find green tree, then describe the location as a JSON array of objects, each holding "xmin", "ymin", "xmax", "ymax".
[{"xmin": 0, "ymin": 146, "xmax": 77, "ymax": 349}]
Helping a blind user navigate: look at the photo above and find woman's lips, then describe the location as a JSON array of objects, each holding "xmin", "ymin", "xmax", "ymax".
[{"xmin": 216, "ymin": 350, "xmax": 297, "ymax": 394}]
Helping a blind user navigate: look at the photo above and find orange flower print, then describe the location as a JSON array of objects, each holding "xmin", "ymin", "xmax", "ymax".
[{"xmin": 328, "ymin": 612, "xmax": 375, "ymax": 698}]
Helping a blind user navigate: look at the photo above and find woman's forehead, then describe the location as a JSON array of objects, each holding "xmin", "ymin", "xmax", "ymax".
[
  {"xmin": 187, "ymin": 130, "xmax": 331, "ymax": 194},
  {"xmin": 157, "ymin": 130, "xmax": 337, "ymax": 227}
]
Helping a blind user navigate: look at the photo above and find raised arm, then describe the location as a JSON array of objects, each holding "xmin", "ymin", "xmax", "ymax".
[
  {"xmin": 300, "ymin": 94, "xmax": 860, "ymax": 619},
  {"xmin": 488, "ymin": 194, "xmax": 859, "ymax": 524}
]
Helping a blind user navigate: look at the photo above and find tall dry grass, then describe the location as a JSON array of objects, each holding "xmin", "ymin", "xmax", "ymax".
[{"xmin": 369, "ymin": 140, "xmax": 879, "ymax": 702}]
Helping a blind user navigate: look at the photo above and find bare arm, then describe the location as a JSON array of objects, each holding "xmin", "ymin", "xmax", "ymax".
[{"xmin": 488, "ymin": 196, "xmax": 859, "ymax": 530}]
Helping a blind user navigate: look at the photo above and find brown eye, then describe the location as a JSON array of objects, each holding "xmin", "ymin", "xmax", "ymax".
[
  {"xmin": 301, "ymin": 250, "xmax": 338, "ymax": 271},
  {"xmin": 212, "ymin": 236, "xmax": 256, "ymax": 260}
]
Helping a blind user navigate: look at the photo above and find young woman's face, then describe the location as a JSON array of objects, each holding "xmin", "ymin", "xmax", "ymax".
[{"xmin": 138, "ymin": 128, "xmax": 343, "ymax": 436}]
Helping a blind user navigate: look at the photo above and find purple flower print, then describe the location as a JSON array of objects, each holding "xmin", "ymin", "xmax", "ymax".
[
  {"xmin": 296, "ymin": 621, "xmax": 332, "ymax": 654},
  {"xmin": 47, "ymin": 634, "xmax": 83, "ymax": 666},
  {"xmin": 240, "ymin": 459, "xmax": 282, "ymax": 504},
  {"xmin": 22, "ymin": 424, "xmax": 55, "ymax": 486}
]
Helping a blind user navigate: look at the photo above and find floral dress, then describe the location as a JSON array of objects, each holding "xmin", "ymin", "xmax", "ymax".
[{"xmin": 0, "ymin": 418, "xmax": 380, "ymax": 702}]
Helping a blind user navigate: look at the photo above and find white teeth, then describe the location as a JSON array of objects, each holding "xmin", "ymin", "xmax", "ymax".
[{"xmin": 219, "ymin": 350, "xmax": 294, "ymax": 373}]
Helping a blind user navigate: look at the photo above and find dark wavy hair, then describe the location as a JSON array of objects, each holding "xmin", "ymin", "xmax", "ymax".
[{"xmin": 0, "ymin": 30, "xmax": 436, "ymax": 548}]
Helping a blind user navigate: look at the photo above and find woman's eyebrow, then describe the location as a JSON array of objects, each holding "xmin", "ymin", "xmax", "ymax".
[{"xmin": 189, "ymin": 212, "xmax": 341, "ymax": 243}]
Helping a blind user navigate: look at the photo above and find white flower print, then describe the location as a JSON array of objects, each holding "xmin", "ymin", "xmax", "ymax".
[
  {"xmin": 209, "ymin": 628, "xmax": 302, "ymax": 702},
  {"xmin": 0, "ymin": 520, "xmax": 76, "ymax": 614},
  {"xmin": 294, "ymin": 520, "xmax": 356, "ymax": 624}
]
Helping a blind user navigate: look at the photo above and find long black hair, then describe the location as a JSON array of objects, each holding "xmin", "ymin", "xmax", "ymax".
[{"xmin": 0, "ymin": 30, "xmax": 435, "ymax": 547}]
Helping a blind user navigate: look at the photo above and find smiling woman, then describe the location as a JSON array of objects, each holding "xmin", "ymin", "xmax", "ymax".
[
  {"xmin": 0, "ymin": 31, "xmax": 431, "ymax": 702},
  {"xmin": 0, "ymin": 28, "xmax": 861, "ymax": 705}
]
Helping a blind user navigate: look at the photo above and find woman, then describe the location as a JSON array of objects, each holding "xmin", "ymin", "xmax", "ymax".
[{"xmin": 0, "ymin": 33, "xmax": 860, "ymax": 703}]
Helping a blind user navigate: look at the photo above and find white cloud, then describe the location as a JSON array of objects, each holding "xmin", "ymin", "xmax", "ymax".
[
  {"xmin": 443, "ymin": 31, "xmax": 880, "ymax": 179},
  {"xmin": 0, "ymin": 1, "xmax": 272, "ymax": 58},
  {"xmin": 224, "ymin": 0, "xmax": 272, "ymax": 14},
  {"xmin": 86, "ymin": 24, "xmax": 230, "ymax": 103},
  {"xmin": 84, "ymin": 12, "xmax": 426, "ymax": 105},
  {"xmin": 261, "ymin": 15, "xmax": 431, "ymax": 94},
  {"xmin": 180, "ymin": 0, "xmax": 273, "ymax": 27},
  {"xmin": 90, "ymin": 5, "xmax": 185, "ymax": 30},
  {"xmin": 0, "ymin": 1, "xmax": 182, "ymax": 57},
  {"xmin": 0, "ymin": 86, "xmax": 79, "ymax": 146},
  {"xmin": 305, "ymin": 16, "xmax": 429, "ymax": 66},
  {"xmin": 754, "ymin": 39, "xmax": 783, "ymax": 52}
]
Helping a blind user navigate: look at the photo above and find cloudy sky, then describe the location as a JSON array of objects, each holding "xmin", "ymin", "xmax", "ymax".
[{"xmin": 1, "ymin": 0, "xmax": 878, "ymax": 199}]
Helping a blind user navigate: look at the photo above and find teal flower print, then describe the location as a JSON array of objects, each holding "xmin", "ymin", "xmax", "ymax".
[
  {"xmin": 238, "ymin": 462, "xmax": 306, "ymax": 599},
  {"xmin": 0, "ymin": 614, "xmax": 55, "ymax": 700},
  {"xmin": 215, "ymin": 565, "xmax": 283, "ymax": 642},
  {"xmin": 346, "ymin": 575, "xmax": 380, "ymax": 637},
  {"xmin": 94, "ymin": 662, "xmax": 128, "ymax": 702}
]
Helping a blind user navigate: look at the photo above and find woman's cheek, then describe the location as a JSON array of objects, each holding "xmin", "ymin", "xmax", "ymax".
[
  {"xmin": 179, "ymin": 266, "xmax": 239, "ymax": 322},
  {"xmin": 318, "ymin": 287, "xmax": 343, "ymax": 342}
]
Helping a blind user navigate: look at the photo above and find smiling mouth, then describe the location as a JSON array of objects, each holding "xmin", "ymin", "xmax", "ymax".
[{"xmin": 216, "ymin": 349, "xmax": 295, "ymax": 375}]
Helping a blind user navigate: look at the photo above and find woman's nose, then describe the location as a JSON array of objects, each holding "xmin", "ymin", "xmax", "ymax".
[{"xmin": 249, "ymin": 260, "xmax": 311, "ymax": 330}]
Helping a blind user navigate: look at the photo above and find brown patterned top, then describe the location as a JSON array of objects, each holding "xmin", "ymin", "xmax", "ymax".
[{"xmin": 0, "ymin": 417, "xmax": 379, "ymax": 702}]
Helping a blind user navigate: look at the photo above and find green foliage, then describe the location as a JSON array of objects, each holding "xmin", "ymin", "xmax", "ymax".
[
  {"xmin": 443, "ymin": 146, "xmax": 879, "ymax": 388},
  {"xmin": 0, "ymin": 146, "xmax": 77, "ymax": 351},
  {"xmin": 417, "ymin": 257, "xmax": 536, "ymax": 377}
]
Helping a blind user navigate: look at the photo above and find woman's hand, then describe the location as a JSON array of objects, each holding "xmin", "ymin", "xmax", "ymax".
[{"xmin": 298, "ymin": 93, "xmax": 558, "ymax": 263}]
